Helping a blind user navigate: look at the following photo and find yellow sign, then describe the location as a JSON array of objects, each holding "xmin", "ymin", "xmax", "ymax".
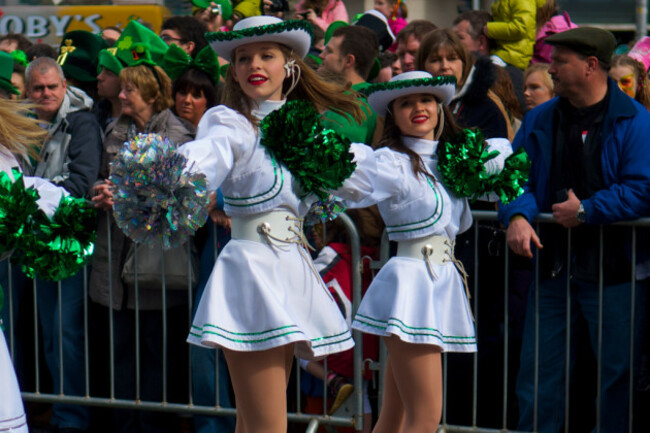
[{"xmin": 0, "ymin": 5, "xmax": 171, "ymax": 45}]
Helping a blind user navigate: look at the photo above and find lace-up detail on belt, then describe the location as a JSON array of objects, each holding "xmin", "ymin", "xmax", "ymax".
[
  {"xmin": 230, "ymin": 211, "xmax": 332, "ymax": 300},
  {"xmin": 397, "ymin": 235, "xmax": 473, "ymax": 320}
]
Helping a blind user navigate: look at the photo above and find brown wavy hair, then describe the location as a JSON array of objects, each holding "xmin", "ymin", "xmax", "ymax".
[
  {"xmin": 221, "ymin": 43, "xmax": 365, "ymax": 128},
  {"xmin": 416, "ymin": 28, "xmax": 474, "ymax": 88}
]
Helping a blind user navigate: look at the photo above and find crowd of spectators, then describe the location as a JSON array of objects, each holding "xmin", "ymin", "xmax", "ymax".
[{"xmin": 1, "ymin": 0, "xmax": 649, "ymax": 432}]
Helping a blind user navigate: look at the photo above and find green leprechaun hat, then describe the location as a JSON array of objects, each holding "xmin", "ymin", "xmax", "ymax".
[
  {"xmin": 57, "ymin": 30, "xmax": 108, "ymax": 83},
  {"xmin": 98, "ymin": 20, "xmax": 169, "ymax": 74},
  {"xmin": 0, "ymin": 51, "xmax": 19, "ymax": 96}
]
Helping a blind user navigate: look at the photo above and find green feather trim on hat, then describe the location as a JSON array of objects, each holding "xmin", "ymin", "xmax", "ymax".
[
  {"xmin": 206, "ymin": 19, "xmax": 313, "ymax": 43},
  {"xmin": 365, "ymin": 75, "xmax": 456, "ymax": 97}
]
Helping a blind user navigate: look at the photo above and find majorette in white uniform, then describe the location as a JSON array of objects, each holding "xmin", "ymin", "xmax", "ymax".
[
  {"xmin": 0, "ymin": 148, "xmax": 68, "ymax": 433},
  {"xmin": 351, "ymin": 71, "xmax": 512, "ymax": 352},
  {"xmin": 178, "ymin": 19, "xmax": 377, "ymax": 358}
]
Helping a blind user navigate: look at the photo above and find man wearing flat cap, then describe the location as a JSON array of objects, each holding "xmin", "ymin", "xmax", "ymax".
[{"xmin": 499, "ymin": 27, "xmax": 650, "ymax": 432}]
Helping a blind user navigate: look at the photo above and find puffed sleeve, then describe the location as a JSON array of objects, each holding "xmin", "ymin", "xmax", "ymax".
[
  {"xmin": 348, "ymin": 148, "xmax": 403, "ymax": 208},
  {"xmin": 333, "ymin": 142, "xmax": 377, "ymax": 204},
  {"xmin": 177, "ymin": 106, "xmax": 256, "ymax": 191}
]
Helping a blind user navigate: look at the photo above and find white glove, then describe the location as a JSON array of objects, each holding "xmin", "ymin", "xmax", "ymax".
[
  {"xmin": 483, "ymin": 137, "xmax": 513, "ymax": 176},
  {"xmin": 23, "ymin": 177, "xmax": 69, "ymax": 218}
]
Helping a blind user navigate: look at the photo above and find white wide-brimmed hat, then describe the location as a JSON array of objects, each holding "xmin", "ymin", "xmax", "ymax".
[
  {"xmin": 366, "ymin": 71, "xmax": 456, "ymax": 116},
  {"xmin": 206, "ymin": 16, "xmax": 313, "ymax": 62}
]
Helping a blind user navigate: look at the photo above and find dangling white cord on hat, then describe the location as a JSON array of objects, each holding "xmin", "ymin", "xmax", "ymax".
[
  {"xmin": 434, "ymin": 103, "xmax": 445, "ymax": 141},
  {"xmin": 284, "ymin": 58, "xmax": 301, "ymax": 97}
]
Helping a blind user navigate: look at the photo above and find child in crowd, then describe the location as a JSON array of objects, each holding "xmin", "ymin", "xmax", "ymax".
[
  {"xmin": 486, "ymin": 0, "xmax": 546, "ymax": 70},
  {"xmin": 351, "ymin": 71, "xmax": 513, "ymax": 432},
  {"xmin": 610, "ymin": 39, "xmax": 650, "ymax": 111},
  {"xmin": 179, "ymin": 16, "xmax": 376, "ymax": 433},
  {"xmin": 523, "ymin": 63, "xmax": 554, "ymax": 111}
]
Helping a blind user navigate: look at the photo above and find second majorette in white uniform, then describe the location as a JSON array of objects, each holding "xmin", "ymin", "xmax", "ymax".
[
  {"xmin": 351, "ymin": 71, "xmax": 515, "ymax": 432},
  {"xmin": 177, "ymin": 15, "xmax": 376, "ymax": 433}
]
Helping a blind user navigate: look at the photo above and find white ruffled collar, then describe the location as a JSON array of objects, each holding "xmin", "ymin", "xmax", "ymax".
[
  {"xmin": 252, "ymin": 99, "xmax": 286, "ymax": 121},
  {"xmin": 402, "ymin": 135, "xmax": 438, "ymax": 157}
]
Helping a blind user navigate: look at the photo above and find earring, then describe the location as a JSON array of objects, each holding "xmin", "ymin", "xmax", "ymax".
[{"xmin": 284, "ymin": 59, "xmax": 296, "ymax": 78}]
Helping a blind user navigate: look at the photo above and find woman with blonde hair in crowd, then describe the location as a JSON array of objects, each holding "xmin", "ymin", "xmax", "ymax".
[
  {"xmin": 90, "ymin": 49, "xmax": 195, "ymax": 433},
  {"xmin": 523, "ymin": 62, "xmax": 554, "ymax": 111}
]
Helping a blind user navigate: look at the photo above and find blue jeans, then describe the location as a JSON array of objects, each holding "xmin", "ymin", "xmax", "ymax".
[
  {"xmin": 36, "ymin": 271, "xmax": 91, "ymax": 431},
  {"xmin": 192, "ymin": 221, "xmax": 235, "ymax": 433},
  {"xmin": 516, "ymin": 273, "xmax": 646, "ymax": 432}
]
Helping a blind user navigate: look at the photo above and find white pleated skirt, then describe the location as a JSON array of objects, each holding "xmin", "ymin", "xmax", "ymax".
[
  {"xmin": 0, "ymin": 331, "xmax": 28, "ymax": 433},
  {"xmin": 352, "ymin": 256, "xmax": 477, "ymax": 352},
  {"xmin": 187, "ymin": 239, "xmax": 354, "ymax": 360}
]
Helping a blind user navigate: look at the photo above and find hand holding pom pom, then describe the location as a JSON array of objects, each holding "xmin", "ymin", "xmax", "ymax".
[
  {"xmin": 110, "ymin": 133, "xmax": 210, "ymax": 250},
  {"xmin": 260, "ymin": 100, "xmax": 357, "ymax": 200},
  {"xmin": 0, "ymin": 169, "xmax": 97, "ymax": 281},
  {"xmin": 437, "ymin": 129, "xmax": 498, "ymax": 200}
]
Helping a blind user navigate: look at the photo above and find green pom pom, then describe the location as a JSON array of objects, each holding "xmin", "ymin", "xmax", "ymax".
[
  {"xmin": 436, "ymin": 129, "xmax": 497, "ymax": 199},
  {"xmin": 0, "ymin": 170, "xmax": 41, "ymax": 256},
  {"xmin": 487, "ymin": 147, "xmax": 531, "ymax": 204},
  {"xmin": 13, "ymin": 195, "xmax": 97, "ymax": 281},
  {"xmin": 260, "ymin": 100, "xmax": 357, "ymax": 200}
]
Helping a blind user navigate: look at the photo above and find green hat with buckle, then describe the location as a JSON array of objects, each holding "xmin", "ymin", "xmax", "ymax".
[
  {"xmin": 0, "ymin": 51, "xmax": 20, "ymax": 96},
  {"xmin": 57, "ymin": 30, "xmax": 108, "ymax": 83}
]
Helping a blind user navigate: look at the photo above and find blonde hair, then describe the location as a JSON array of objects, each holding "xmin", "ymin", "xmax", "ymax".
[
  {"xmin": 0, "ymin": 99, "xmax": 44, "ymax": 161},
  {"xmin": 524, "ymin": 63, "xmax": 554, "ymax": 93},
  {"xmin": 221, "ymin": 43, "xmax": 365, "ymax": 127},
  {"xmin": 119, "ymin": 65, "xmax": 173, "ymax": 113}
]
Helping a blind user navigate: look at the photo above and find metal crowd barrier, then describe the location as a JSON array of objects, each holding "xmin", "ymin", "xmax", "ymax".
[
  {"xmin": 2, "ymin": 211, "xmax": 648, "ymax": 432},
  {"xmin": 2, "ymin": 212, "xmax": 367, "ymax": 432}
]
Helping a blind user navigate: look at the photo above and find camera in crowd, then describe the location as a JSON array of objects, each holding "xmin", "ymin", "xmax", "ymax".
[{"xmin": 266, "ymin": 0, "xmax": 289, "ymax": 13}]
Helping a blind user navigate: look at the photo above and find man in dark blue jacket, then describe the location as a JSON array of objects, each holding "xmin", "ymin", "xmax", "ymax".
[{"xmin": 499, "ymin": 27, "xmax": 650, "ymax": 432}]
